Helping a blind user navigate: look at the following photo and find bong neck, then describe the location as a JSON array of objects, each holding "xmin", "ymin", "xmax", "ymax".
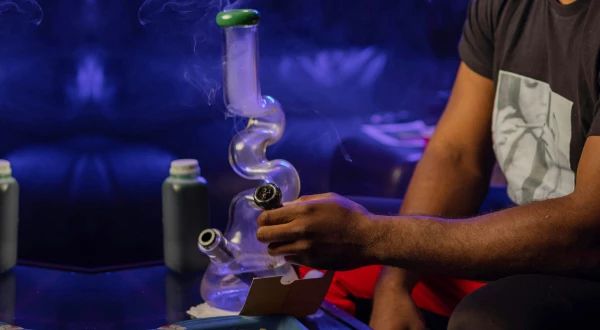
[{"xmin": 222, "ymin": 25, "xmax": 265, "ymax": 117}]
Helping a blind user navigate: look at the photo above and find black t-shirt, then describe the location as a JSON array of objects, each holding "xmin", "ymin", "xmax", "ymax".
[{"xmin": 459, "ymin": 0, "xmax": 600, "ymax": 205}]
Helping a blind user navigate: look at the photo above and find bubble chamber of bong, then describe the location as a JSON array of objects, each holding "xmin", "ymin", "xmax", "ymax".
[
  {"xmin": 196, "ymin": 9, "xmax": 300, "ymax": 312},
  {"xmin": 221, "ymin": 16, "xmax": 300, "ymax": 201}
]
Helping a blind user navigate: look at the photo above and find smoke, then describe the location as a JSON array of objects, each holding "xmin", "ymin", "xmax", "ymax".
[
  {"xmin": 0, "ymin": 0, "xmax": 43, "ymax": 128},
  {"xmin": 0, "ymin": 0, "xmax": 43, "ymax": 34},
  {"xmin": 138, "ymin": 0, "xmax": 249, "ymax": 106},
  {"xmin": 138, "ymin": 0, "xmax": 238, "ymax": 27}
]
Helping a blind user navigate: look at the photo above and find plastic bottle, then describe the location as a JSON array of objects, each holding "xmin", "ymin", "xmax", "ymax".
[
  {"xmin": 0, "ymin": 160, "xmax": 18, "ymax": 274},
  {"xmin": 162, "ymin": 159, "xmax": 210, "ymax": 273},
  {"xmin": 0, "ymin": 271, "xmax": 15, "ymax": 324}
]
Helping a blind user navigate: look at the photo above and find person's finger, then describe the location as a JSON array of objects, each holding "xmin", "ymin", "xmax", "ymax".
[
  {"xmin": 286, "ymin": 192, "xmax": 338, "ymax": 205},
  {"xmin": 256, "ymin": 222, "xmax": 304, "ymax": 243},
  {"xmin": 265, "ymin": 241, "xmax": 291, "ymax": 253},
  {"xmin": 257, "ymin": 203, "xmax": 305, "ymax": 226},
  {"xmin": 284, "ymin": 254, "xmax": 314, "ymax": 267},
  {"xmin": 284, "ymin": 255, "xmax": 302, "ymax": 265},
  {"xmin": 267, "ymin": 240, "xmax": 310, "ymax": 256}
]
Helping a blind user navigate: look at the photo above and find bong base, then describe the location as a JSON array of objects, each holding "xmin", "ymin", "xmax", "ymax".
[
  {"xmin": 200, "ymin": 189, "xmax": 297, "ymax": 312},
  {"xmin": 201, "ymin": 262, "xmax": 296, "ymax": 311}
]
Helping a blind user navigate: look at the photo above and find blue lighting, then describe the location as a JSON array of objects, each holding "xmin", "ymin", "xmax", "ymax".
[{"xmin": 0, "ymin": 0, "xmax": 470, "ymax": 327}]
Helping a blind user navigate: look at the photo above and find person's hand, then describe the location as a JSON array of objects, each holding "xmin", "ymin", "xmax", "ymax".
[
  {"xmin": 370, "ymin": 290, "xmax": 427, "ymax": 330},
  {"xmin": 371, "ymin": 267, "xmax": 427, "ymax": 330},
  {"xmin": 256, "ymin": 193, "xmax": 378, "ymax": 270}
]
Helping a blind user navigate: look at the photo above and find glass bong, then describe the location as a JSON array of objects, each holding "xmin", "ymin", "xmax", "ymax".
[{"xmin": 196, "ymin": 9, "xmax": 301, "ymax": 312}]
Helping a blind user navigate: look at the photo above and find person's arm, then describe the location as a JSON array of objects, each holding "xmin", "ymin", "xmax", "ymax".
[
  {"xmin": 366, "ymin": 136, "xmax": 600, "ymax": 279},
  {"xmin": 372, "ymin": 0, "xmax": 499, "ymax": 325},
  {"xmin": 255, "ymin": 134, "xmax": 600, "ymax": 280},
  {"xmin": 370, "ymin": 62, "xmax": 496, "ymax": 329}
]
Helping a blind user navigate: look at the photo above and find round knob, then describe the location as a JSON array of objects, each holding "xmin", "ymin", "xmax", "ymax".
[
  {"xmin": 198, "ymin": 228, "xmax": 218, "ymax": 250},
  {"xmin": 216, "ymin": 9, "xmax": 260, "ymax": 28},
  {"xmin": 253, "ymin": 183, "xmax": 283, "ymax": 210}
]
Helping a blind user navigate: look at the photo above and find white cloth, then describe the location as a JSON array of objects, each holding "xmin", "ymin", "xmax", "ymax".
[{"xmin": 186, "ymin": 303, "xmax": 239, "ymax": 319}]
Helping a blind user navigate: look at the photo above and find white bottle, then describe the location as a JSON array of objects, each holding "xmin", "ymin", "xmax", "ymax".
[{"xmin": 0, "ymin": 160, "xmax": 18, "ymax": 274}]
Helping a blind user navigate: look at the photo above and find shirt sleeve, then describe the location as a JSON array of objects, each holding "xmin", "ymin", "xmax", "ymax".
[{"xmin": 458, "ymin": 0, "xmax": 496, "ymax": 79}]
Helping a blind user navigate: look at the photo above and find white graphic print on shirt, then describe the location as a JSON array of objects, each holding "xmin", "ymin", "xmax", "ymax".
[{"xmin": 493, "ymin": 71, "xmax": 575, "ymax": 205}]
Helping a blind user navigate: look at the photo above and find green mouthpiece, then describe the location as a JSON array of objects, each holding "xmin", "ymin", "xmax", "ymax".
[{"xmin": 216, "ymin": 9, "xmax": 260, "ymax": 28}]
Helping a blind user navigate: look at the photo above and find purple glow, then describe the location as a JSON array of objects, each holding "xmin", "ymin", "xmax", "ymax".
[
  {"xmin": 65, "ymin": 53, "xmax": 117, "ymax": 112},
  {"xmin": 76, "ymin": 56, "xmax": 105, "ymax": 101}
]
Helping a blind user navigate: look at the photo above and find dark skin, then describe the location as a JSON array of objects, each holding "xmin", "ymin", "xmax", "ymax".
[
  {"xmin": 371, "ymin": 61, "xmax": 497, "ymax": 330},
  {"xmin": 260, "ymin": 4, "xmax": 581, "ymax": 330},
  {"xmin": 371, "ymin": 1, "xmax": 577, "ymax": 329},
  {"xmin": 256, "ymin": 60, "xmax": 600, "ymax": 327},
  {"xmin": 257, "ymin": 146, "xmax": 600, "ymax": 277},
  {"xmin": 257, "ymin": 62, "xmax": 496, "ymax": 272}
]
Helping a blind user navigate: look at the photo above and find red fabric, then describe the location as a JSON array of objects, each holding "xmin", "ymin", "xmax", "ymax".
[
  {"xmin": 298, "ymin": 265, "xmax": 486, "ymax": 317},
  {"xmin": 423, "ymin": 137, "xmax": 431, "ymax": 147},
  {"xmin": 412, "ymin": 276, "xmax": 486, "ymax": 316}
]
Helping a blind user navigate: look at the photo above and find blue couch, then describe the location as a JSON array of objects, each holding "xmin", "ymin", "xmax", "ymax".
[{"xmin": 0, "ymin": 0, "xmax": 470, "ymax": 269}]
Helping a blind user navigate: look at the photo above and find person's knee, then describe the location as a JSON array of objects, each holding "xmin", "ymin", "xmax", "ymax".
[
  {"xmin": 447, "ymin": 293, "xmax": 506, "ymax": 330},
  {"xmin": 448, "ymin": 275, "xmax": 566, "ymax": 330},
  {"xmin": 447, "ymin": 291, "xmax": 505, "ymax": 330}
]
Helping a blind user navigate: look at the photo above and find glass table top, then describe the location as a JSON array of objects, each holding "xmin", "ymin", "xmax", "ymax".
[{"xmin": 0, "ymin": 265, "xmax": 369, "ymax": 330}]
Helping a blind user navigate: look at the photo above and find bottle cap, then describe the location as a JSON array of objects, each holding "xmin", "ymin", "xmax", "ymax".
[
  {"xmin": 216, "ymin": 9, "xmax": 260, "ymax": 28},
  {"xmin": 169, "ymin": 159, "xmax": 200, "ymax": 176},
  {"xmin": 0, "ymin": 160, "xmax": 11, "ymax": 176}
]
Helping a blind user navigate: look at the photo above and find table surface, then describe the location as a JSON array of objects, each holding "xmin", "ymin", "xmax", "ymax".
[{"xmin": 0, "ymin": 265, "xmax": 371, "ymax": 330}]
